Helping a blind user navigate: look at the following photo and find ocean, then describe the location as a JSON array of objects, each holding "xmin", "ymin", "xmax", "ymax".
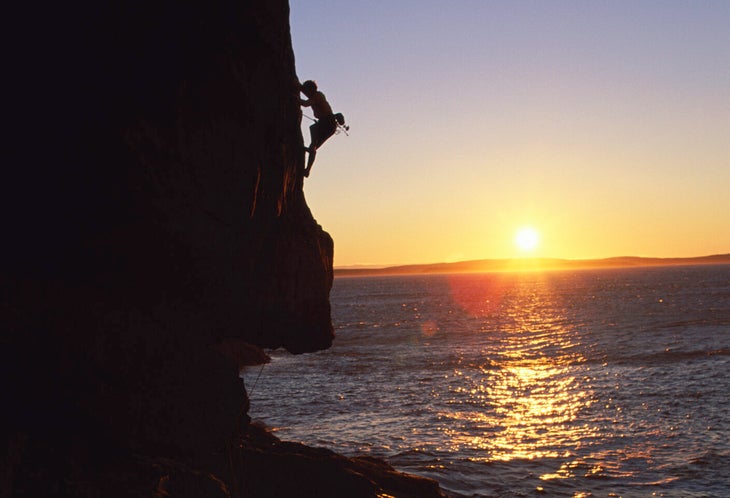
[{"xmin": 244, "ymin": 265, "xmax": 730, "ymax": 497}]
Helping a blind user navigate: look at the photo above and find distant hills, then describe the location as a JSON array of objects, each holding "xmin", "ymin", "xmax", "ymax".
[{"xmin": 334, "ymin": 254, "xmax": 730, "ymax": 277}]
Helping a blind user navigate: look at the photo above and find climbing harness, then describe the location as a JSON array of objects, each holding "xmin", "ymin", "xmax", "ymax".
[{"xmin": 303, "ymin": 113, "xmax": 350, "ymax": 136}]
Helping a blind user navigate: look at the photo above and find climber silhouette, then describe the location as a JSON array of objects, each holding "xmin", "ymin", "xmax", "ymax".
[{"xmin": 299, "ymin": 80, "xmax": 345, "ymax": 177}]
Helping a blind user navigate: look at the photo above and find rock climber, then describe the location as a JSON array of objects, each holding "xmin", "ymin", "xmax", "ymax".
[{"xmin": 299, "ymin": 80, "xmax": 344, "ymax": 177}]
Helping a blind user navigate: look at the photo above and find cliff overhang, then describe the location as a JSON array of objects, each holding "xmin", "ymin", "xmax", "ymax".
[
  {"xmin": 2, "ymin": 1, "xmax": 446, "ymax": 496},
  {"xmin": 4, "ymin": 0, "xmax": 332, "ymax": 468}
]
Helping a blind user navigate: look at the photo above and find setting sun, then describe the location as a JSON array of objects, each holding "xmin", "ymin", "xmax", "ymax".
[{"xmin": 515, "ymin": 227, "xmax": 540, "ymax": 253}]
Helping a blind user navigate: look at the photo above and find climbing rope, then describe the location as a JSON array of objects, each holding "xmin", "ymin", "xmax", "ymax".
[{"xmin": 247, "ymin": 363, "xmax": 266, "ymax": 398}]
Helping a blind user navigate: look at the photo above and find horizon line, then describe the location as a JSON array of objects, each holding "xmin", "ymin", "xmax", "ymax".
[{"xmin": 334, "ymin": 253, "xmax": 730, "ymax": 275}]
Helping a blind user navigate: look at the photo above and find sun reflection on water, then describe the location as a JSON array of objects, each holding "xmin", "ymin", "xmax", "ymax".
[{"xmin": 442, "ymin": 273, "xmax": 599, "ymax": 464}]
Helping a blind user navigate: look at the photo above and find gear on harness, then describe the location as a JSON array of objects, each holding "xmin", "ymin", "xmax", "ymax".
[
  {"xmin": 303, "ymin": 112, "xmax": 349, "ymax": 135},
  {"xmin": 334, "ymin": 113, "xmax": 349, "ymax": 135}
]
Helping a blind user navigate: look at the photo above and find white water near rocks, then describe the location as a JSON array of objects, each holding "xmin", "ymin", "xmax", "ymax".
[{"xmin": 245, "ymin": 265, "xmax": 730, "ymax": 497}]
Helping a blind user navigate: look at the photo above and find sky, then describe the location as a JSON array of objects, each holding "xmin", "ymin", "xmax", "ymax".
[{"xmin": 289, "ymin": 1, "xmax": 730, "ymax": 267}]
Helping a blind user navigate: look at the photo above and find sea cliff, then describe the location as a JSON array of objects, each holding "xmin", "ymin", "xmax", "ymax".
[{"xmin": 2, "ymin": 1, "xmax": 444, "ymax": 496}]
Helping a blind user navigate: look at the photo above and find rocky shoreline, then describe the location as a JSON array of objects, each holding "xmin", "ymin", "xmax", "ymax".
[
  {"xmin": 235, "ymin": 423, "xmax": 447, "ymax": 498},
  {"xmin": 5, "ymin": 421, "xmax": 447, "ymax": 497}
]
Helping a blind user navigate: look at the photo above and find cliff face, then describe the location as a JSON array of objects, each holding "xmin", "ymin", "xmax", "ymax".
[
  {"xmin": 3, "ymin": 2, "xmax": 448, "ymax": 496},
  {"xmin": 4, "ymin": 0, "xmax": 331, "ymax": 459}
]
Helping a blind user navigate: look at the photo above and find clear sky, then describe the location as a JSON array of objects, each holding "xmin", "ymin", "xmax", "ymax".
[{"xmin": 290, "ymin": 1, "xmax": 730, "ymax": 267}]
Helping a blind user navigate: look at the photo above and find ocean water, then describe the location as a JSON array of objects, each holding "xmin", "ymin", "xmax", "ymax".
[{"xmin": 244, "ymin": 265, "xmax": 730, "ymax": 497}]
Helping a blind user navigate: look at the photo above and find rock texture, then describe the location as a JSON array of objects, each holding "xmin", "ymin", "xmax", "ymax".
[{"xmin": 2, "ymin": 0, "xmax": 446, "ymax": 496}]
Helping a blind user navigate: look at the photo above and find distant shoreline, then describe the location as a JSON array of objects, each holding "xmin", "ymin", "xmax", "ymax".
[{"xmin": 334, "ymin": 254, "xmax": 730, "ymax": 277}]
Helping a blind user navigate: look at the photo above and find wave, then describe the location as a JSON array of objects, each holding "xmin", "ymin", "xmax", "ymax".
[{"xmin": 609, "ymin": 348, "xmax": 730, "ymax": 366}]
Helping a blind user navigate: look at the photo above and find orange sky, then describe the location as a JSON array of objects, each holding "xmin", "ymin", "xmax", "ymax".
[{"xmin": 291, "ymin": 1, "xmax": 730, "ymax": 267}]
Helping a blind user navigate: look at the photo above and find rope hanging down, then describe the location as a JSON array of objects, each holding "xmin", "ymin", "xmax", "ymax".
[{"xmin": 247, "ymin": 363, "xmax": 266, "ymax": 397}]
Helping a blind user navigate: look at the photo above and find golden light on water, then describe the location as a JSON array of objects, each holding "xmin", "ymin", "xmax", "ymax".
[
  {"xmin": 442, "ymin": 273, "xmax": 599, "ymax": 465},
  {"xmin": 443, "ymin": 350, "xmax": 597, "ymax": 464},
  {"xmin": 424, "ymin": 272, "xmax": 671, "ymax": 489},
  {"xmin": 484, "ymin": 358, "xmax": 593, "ymax": 462}
]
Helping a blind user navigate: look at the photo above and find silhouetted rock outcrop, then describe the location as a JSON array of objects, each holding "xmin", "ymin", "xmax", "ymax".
[
  {"xmin": 2, "ymin": 1, "xmax": 447, "ymax": 496},
  {"xmin": 235, "ymin": 423, "xmax": 446, "ymax": 498},
  {"xmin": 5, "ymin": 0, "xmax": 330, "ymax": 454}
]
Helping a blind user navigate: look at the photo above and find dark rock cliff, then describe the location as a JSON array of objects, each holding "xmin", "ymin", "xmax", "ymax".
[
  {"xmin": 5, "ymin": 0, "xmax": 332, "ymax": 455},
  {"xmin": 2, "ymin": 1, "xmax": 446, "ymax": 496}
]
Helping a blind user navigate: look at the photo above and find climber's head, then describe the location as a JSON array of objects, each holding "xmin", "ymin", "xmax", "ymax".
[{"xmin": 301, "ymin": 80, "xmax": 318, "ymax": 96}]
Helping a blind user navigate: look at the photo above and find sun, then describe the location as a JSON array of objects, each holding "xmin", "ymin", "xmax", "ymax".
[{"xmin": 514, "ymin": 227, "xmax": 540, "ymax": 253}]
